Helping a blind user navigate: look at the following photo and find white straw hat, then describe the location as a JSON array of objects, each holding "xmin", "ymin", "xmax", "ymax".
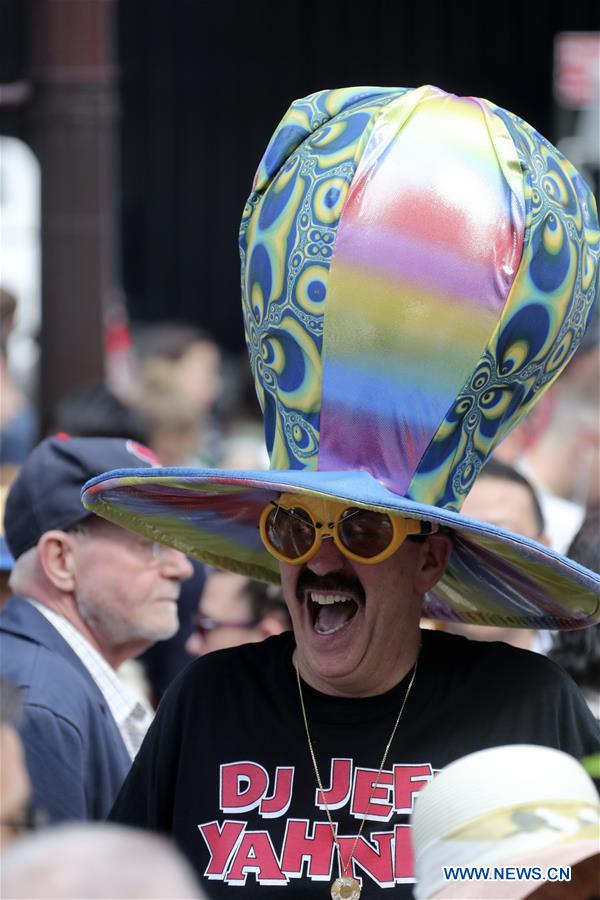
[{"xmin": 411, "ymin": 744, "xmax": 600, "ymax": 899}]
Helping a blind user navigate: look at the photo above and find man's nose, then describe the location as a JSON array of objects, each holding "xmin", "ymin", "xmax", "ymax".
[
  {"xmin": 160, "ymin": 548, "xmax": 194, "ymax": 581},
  {"xmin": 305, "ymin": 535, "xmax": 346, "ymax": 576}
]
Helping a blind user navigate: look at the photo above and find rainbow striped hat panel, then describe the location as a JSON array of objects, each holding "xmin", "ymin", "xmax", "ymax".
[{"xmin": 241, "ymin": 84, "xmax": 597, "ymax": 507}]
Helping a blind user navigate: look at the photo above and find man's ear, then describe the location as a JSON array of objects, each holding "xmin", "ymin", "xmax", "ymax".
[
  {"xmin": 414, "ymin": 533, "xmax": 453, "ymax": 594},
  {"xmin": 37, "ymin": 531, "xmax": 77, "ymax": 593}
]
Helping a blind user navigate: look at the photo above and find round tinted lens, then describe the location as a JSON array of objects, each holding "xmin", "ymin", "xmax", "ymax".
[
  {"xmin": 338, "ymin": 509, "xmax": 395, "ymax": 558},
  {"xmin": 266, "ymin": 506, "xmax": 315, "ymax": 559}
]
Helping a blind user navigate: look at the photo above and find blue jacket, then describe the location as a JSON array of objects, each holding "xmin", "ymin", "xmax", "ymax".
[{"xmin": 0, "ymin": 596, "xmax": 132, "ymax": 822}]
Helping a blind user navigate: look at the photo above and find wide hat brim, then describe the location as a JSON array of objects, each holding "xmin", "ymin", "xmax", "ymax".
[{"xmin": 82, "ymin": 466, "xmax": 600, "ymax": 631}]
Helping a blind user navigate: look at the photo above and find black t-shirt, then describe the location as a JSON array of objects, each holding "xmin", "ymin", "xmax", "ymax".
[{"xmin": 110, "ymin": 630, "xmax": 599, "ymax": 898}]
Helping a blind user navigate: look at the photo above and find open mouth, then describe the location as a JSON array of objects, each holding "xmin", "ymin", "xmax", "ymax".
[
  {"xmin": 309, "ymin": 592, "xmax": 360, "ymax": 634},
  {"xmin": 296, "ymin": 570, "xmax": 365, "ymax": 637}
]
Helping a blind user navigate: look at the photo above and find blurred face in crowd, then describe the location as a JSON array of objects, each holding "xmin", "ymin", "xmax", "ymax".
[
  {"xmin": 67, "ymin": 519, "xmax": 193, "ymax": 664},
  {"xmin": 186, "ymin": 570, "xmax": 266, "ymax": 657},
  {"xmin": 174, "ymin": 340, "xmax": 222, "ymax": 414},
  {"xmin": 461, "ymin": 476, "xmax": 545, "ymax": 542},
  {"xmin": 0, "ymin": 724, "xmax": 32, "ymax": 849},
  {"xmin": 447, "ymin": 474, "xmax": 547, "ymax": 648}
]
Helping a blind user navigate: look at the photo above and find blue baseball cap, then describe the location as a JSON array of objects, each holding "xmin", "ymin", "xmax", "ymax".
[{"xmin": 4, "ymin": 434, "xmax": 160, "ymax": 560}]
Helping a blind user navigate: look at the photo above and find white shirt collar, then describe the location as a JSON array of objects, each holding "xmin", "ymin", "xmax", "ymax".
[{"xmin": 26, "ymin": 598, "xmax": 153, "ymax": 758}]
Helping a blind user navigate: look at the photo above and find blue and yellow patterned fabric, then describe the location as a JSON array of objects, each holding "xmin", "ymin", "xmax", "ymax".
[{"xmin": 83, "ymin": 86, "xmax": 600, "ymax": 629}]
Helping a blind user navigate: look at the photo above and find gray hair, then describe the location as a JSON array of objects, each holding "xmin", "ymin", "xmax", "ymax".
[
  {"xmin": 7, "ymin": 547, "xmax": 39, "ymax": 597},
  {"xmin": 0, "ymin": 823, "xmax": 206, "ymax": 899}
]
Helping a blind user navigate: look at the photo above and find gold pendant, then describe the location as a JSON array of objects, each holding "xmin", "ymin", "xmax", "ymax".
[{"xmin": 331, "ymin": 875, "xmax": 361, "ymax": 899}]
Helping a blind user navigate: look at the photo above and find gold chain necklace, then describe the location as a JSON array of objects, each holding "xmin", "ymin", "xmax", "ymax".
[{"xmin": 295, "ymin": 652, "xmax": 419, "ymax": 900}]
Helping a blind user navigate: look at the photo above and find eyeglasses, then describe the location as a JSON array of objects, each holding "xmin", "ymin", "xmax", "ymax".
[
  {"xmin": 259, "ymin": 494, "xmax": 436, "ymax": 565},
  {"xmin": 124, "ymin": 537, "xmax": 167, "ymax": 561},
  {"xmin": 193, "ymin": 614, "xmax": 261, "ymax": 636}
]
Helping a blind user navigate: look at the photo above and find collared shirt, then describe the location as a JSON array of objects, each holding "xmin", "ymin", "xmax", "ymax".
[{"xmin": 26, "ymin": 599, "xmax": 154, "ymax": 759}]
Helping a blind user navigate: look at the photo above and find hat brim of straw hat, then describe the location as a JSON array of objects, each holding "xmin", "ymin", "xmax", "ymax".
[
  {"xmin": 82, "ymin": 466, "xmax": 600, "ymax": 631},
  {"xmin": 411, "ymin": 745, "xmax": 600, "ymax": 899}
]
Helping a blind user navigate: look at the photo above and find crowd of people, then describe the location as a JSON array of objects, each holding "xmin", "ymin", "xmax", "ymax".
[{"xmin": 1, "ymin": 84, "xmax": 599, "ymax": 899}]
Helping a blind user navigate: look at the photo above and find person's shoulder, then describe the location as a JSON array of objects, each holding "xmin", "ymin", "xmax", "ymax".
[
  {"xmin": 184, "ymin": 631, "xmax": 293, "ymax": 680},
  {"xmin": 1, "ymin": 598, "xmax": 55, "ymax": 685},
  {"xmin": 422, "ymin": 628, "xmax": 574, "ymax": 689},
  {"xmin": 166, "ymin": 632, "xmax": 295, "ymax": 706},
  {"xmin": 1, "ymin": 602, "xmax": 106, "ymax": 724},
  {"xmin": 0, "ymin": 595, "xmax": 39, "ymax": 634},
  {"xmin": 1, "ymin": 596, "xmax": 62, "ymax": 653},
  {"xmin": 420, "ymin": 630, "xmax": 597, "ymax": 757},
  {"xmin": 202, "ymin": 630, "xmax": 293, "ymax": 666}
]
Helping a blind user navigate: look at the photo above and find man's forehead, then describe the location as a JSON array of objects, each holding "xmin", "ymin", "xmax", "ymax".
[
  {"xmin": 82, "ymin": 516, "xmax": 145, "ymax": 540},
  {"xmin": 74, "ymin": 516, "xmax": 121, "ymax": 537}
]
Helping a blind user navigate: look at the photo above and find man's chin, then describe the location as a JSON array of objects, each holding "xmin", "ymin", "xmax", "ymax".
[
  {"xmin": 298, "ymin": 594, "xmax": 364, "ymax": 645},
  {"xmin": 157, "ymin": 619, "xmax": 180, "ymax": 642},
  {"xmin": 144, "ymin": 611, "xmax": 180, "ymax": 643},
  {"xmin": 295, "ymin": 626, "xmax": 367, "ymax": 694}
]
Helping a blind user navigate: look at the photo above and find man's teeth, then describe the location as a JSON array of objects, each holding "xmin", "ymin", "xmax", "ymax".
[{"xmin": 310, "ymin": 593, "xmax": 353, "ymax": 605}]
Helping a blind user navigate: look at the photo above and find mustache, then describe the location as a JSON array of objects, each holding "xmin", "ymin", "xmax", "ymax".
[{"xmin": 296, "ymin": 568, "xmax": 365, "ymax": 604}]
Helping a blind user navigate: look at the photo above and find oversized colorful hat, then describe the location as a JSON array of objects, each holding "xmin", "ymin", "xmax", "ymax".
[{"xmin": 82, "ymin": 85, "xmax": 600, "ymax": 630}]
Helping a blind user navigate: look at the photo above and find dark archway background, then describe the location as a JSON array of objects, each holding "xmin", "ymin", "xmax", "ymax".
[{"xmin": 119, "ymin": 0, "xmax": 598, "ymax": 354}]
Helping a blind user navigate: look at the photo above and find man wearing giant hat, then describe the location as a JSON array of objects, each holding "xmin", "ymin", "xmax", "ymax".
[{"xmin": 83, "ymin": 85, "xmax": 600, "ymax": 899}]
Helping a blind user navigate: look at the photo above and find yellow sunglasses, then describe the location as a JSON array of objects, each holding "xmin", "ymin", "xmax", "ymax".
[{"xmin": 259, "ymin": 494, "xmax": 436, "ymax": 565}]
